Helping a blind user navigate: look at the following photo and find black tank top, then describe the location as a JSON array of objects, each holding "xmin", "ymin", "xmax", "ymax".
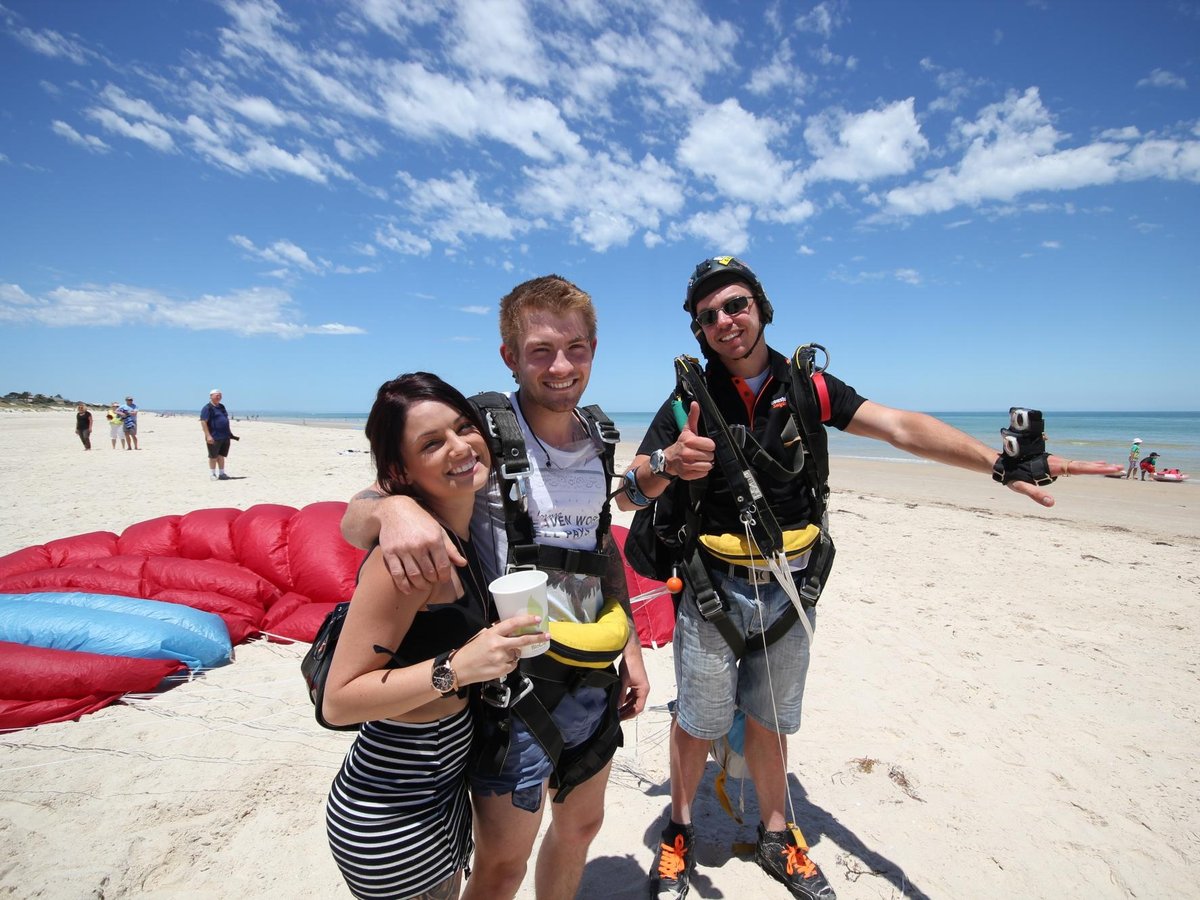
[{"xmin": 375, "ymin": 536, "xmax": 490, "ymax": 668}]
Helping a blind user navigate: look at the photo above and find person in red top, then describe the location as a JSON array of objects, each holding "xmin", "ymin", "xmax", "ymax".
[{"xmin": 1139, "ymin": 451, "xmax": 1160, "ymax": 480}]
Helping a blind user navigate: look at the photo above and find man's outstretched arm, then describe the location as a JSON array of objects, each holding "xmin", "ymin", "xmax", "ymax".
[{"xmin": 846, "ymin": 401, "xmax": 1122, "ymax": 507}]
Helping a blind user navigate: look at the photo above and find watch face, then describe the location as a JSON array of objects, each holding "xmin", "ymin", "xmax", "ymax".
[
  {"xmin": 650, "ymin": 449, "xmax": 666, "ymax": 475},
  {"xmin": 432, "ymin": 660, "xmax": 455, "ymax": 694}
]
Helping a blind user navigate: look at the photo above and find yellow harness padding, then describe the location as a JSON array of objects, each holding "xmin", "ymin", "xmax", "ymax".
[
  {"xmin": 699, "ymin": 524, "xmax": 821, "ymax": 566},
  {"xmin": 545, "ymin": 597, "xmax": 630, "ymax": 669}
]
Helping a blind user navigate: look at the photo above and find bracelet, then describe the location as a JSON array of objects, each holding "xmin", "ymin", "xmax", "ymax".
[{"xmin": 622, "ymin": 467, "xmax": 653, "ymax": 508}]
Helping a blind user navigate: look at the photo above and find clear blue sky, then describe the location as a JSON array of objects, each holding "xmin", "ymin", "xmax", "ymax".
[{"xmin": 2, "ymin": 0, "xmax": 1198, "ymax": 413}]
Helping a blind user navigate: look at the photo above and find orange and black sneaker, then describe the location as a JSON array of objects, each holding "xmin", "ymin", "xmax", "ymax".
[
  {"xmin": 754, "ymin": 822, "xmax": 836, "ymax": 899},
  {"xmin": 650, "ymin": 822, "xmax": 695, "ymax": 899}
]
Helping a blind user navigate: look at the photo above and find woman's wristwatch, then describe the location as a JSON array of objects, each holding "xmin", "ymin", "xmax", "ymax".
[{"xmin": 431, "ymin": 650, "xmax": 459, "ymax": 697}]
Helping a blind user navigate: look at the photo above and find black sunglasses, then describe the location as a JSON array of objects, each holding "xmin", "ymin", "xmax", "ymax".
[{"xmin": 694, "ymin": 294, "xmax": 754, "ymax": 328}]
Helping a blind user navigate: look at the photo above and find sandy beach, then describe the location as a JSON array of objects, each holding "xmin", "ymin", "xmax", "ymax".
[{"xmin": 1, "ymin": 409, "xmax": 1197, "ymax": 898}]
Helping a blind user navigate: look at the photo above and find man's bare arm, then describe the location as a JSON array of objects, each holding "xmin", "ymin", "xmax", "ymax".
[
  {"xmin": 847, "ymin": 401, "xmax": 1122, "ymax": 507},
  {"xmin": 341, "ymin": 487, "xmax": 386, "ymax": 549},
  {"xmin": 601, "ymin": 533, "xmax": 648, "ymax": 719},
  {"xmin": 340, "ymin": 487, "xmax": 464, "ymax": 592}
]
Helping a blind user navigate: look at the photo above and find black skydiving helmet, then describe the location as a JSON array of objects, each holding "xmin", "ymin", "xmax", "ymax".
[{"xmin": 683, "ymin": 255, "xmax": 775, "ymax": 357}]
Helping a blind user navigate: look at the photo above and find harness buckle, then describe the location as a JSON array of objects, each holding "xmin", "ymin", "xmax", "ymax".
[
  {"xmin": 695, "ymin": 589, "xmax": 726, "ymax": 622},
  {"xmin": 481, "ymin": 674, "xmax": 534, "ymax": 710},
  {"xmin": 737, "ymin": 565, "xmax": 774, "ymax": 586}
]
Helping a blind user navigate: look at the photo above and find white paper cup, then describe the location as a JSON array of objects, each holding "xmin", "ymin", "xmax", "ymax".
[{"xmin": 489, "ymin": 569, "xmax": 551, "ymax": 657}]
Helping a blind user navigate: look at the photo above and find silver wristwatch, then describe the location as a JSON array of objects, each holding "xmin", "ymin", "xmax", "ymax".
[
  {"xmin": 648, "ymin": 448, "xmax": 670, "ymax": 479},
  {"xmin": 431, "ymin": 650, "xmax": 458, "ymax": 697}
]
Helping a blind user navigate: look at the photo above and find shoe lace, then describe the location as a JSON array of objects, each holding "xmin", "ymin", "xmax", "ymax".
[
  {"xmin": 783, "ymin": 843, "xmax": 818, "ymax": 879},
  {"xmin": 657, "ymin": 835, "xmax": 689, "ymax": 880}
]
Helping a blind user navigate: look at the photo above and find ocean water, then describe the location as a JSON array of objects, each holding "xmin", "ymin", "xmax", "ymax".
[{"xmin": 250, "ymin": 410, "xmax": 1200, "ymax": 482}]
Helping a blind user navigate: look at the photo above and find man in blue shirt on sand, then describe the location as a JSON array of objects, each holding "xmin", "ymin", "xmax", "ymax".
[{"xmin": 200, "ymin": 389, "xmax": 234, "ymax": 480}]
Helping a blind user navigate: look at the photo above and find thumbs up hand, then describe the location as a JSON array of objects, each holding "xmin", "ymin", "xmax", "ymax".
[{"xmin": 666, "ymin": 402, "xmax": 715, "ymax": 481}]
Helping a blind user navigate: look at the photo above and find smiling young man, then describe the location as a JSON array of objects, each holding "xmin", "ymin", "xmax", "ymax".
[
  {"xmin": 620, "ymin": 255, "xmax": 1120, "ymax": 900},
  {"xmin": 341, "ymin": 274, "xmax": 648, "ymax": 900}
]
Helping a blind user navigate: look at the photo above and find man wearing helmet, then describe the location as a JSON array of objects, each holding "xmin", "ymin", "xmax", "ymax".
[{"xmin": 619, "ymin": 256, "xmax": 1119, "ymax": 899}]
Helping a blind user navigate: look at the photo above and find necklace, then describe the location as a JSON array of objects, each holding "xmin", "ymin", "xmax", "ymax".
[
  {"xmin": 514, "ymin": 392, "xmax": 556, "ymax": 468},
  {"xmin": 514, "ymin": 391, "xmax": 581, "ymax": 470}
]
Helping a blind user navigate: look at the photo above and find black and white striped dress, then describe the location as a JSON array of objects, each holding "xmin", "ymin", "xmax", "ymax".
[{"xmin": 326, "ymin": 706, "xmax": 474, "ymax": 899}]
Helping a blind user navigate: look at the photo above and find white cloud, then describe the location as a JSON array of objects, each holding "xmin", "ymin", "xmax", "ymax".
[
  {"xmin": 519, "ymin": 151, "xmax": 684, "ymax": 251},
  {"xmin": 746, "ymin": 41, "xmax": 809, "ymax": 97},
  {"xmin": 99, "ymin": 85, "xmax": 174, "ymax": 128},
  {"xmin": 450, "ymin": 0, "xmax": 546, "ymax": 86},
  {"xmin": 679, "ymin": 99, "xmax": 800, "ymax": 205},
  {"xmin": 1121, "ymin": 138, "xmax": 1200, "ymax": 181},
  {"xmin": 230, "ymin": 235, "xmax": 322, "ymax": 273},
  {"xmin": 881, "ymin": 88, "xmax": 1130, "ymax": 216},
  {"xmin": 1041, "ymin": 240, "xmax": 1061, "ymax": 249},
  {"xmin": 85, "ymin": 107, "xmax": 176, "ymax": 152},
  {"xmin": 11, "ymin": 24, "xmax": 89, "ymax": 64},
  {"xmin": 794, "ymin": 1, "xmax": 847, "ymax": 39},
  {"xmin": 920, "ymin": 58, "xmax": 987, "ymax": 114},
  {"xmin": 375, "ymin": 222, "xmax": 433, "ymax": 255},
  {"xmin": 0, "ymin": 281, "xmax": 362, "ymax": 337},
  {"xmin": 459, "ymin": 305, "xmax": 490, "ymax": 315},
  {"xmin": 378, "ymin": 63, "xmax": 583, "ymax": 161},
  {"xmin": 671, "ymin": 203, "xmax": 753, "ymax": 255},
  {"xmin": 805, "ymin": 98, "xmax": 929, "ymax": 182},
  {"xmin": 798, "ymin": 245, "xmax": 816, "ymax": 256},
  {"xmin": 1100, "ymin": 126, "xmax": 1141, "ymax": 141},
  {"xmin": 1137, "ymin": 68, "xmax": 1187, "ymax": 89},
  {"xmin": 229, "ymin": 94, "xmax": 294, "ymax": 127},
  {"xmin": 397, "ymin": 170, "xmax": 524, "ymax": 245},
  {"xmin": 351, "ymin": 0, "xmax": 443, "ymax": 38},
  {"xmin": 51, "ymin": 120, "xmax": 110, "ymax": 153},
  {"xmin": 894, "ymin": 268, "xmax": 921, "ymax": 285}
]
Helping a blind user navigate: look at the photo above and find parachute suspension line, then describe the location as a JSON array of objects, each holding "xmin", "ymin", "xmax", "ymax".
[{"xmin": 741, "ymin": 513, "xmax": 799, "ymax": 831}]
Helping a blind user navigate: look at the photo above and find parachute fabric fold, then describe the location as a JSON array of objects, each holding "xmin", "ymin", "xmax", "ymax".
[{"xmin": 0, "ymin": 592, "xmax": 232, "ymax": 670}]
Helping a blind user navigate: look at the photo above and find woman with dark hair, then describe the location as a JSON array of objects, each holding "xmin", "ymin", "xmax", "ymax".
[
  {"xmin": 323, "ymin": 372, "xmax": 548, "ymax": 900},
  {"xmin": 74, "ymin": 403, "xmax": 93, "ymax": 450}
]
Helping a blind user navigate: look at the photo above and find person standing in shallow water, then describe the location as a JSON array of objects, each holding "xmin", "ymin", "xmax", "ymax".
[
  {"xmin": 74, "ymin": 403, "xmax": 92, "ymax": 450},
  {"xmin": 1125, "ymin": 437, "xmax": 1142, "ymax": 479}
]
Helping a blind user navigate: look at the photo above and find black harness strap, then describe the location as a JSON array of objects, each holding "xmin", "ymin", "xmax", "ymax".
[
  {"xmin": 466, "ymin": 391, "xmax": 625, "ymax": 797},
  {"xmin": 675, "ymin": 355, "xmax": 784, "ymax": 557},
  {"xmin": 668, "ymin": 347, "xmax": 837, "ymax": 658},
  {"xmin": 470, "ymin": 391, "xmax": 619, "ymax": 575}
]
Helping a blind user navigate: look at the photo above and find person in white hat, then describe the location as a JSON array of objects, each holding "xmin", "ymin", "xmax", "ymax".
[{"xmin": 1126, "ymin": 437, "xmax": 1143, "ymax": 479}]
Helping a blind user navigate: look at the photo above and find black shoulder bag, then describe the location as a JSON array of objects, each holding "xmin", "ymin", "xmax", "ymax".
[{"xmin": 300, "ymin": 601, "xmax": 358, "ymax": 732}]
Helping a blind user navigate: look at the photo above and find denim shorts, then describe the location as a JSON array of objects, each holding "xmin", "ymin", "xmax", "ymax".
[
  {"xmin": 673, "ymin": 568, "xmax": 816, "ymax": 741},
  {"xmin": 469, "ymin": 684, "xmax": 608, "ymax": 812}
]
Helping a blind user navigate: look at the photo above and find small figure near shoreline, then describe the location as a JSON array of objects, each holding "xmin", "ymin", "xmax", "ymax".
[
  {"xmin": 1125, "ymin": 437, "xmax": 1142, "ymax": 479},
  {"xmin": 74, "ymin": 403, "xmax": 92, "ymax": 451}
]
